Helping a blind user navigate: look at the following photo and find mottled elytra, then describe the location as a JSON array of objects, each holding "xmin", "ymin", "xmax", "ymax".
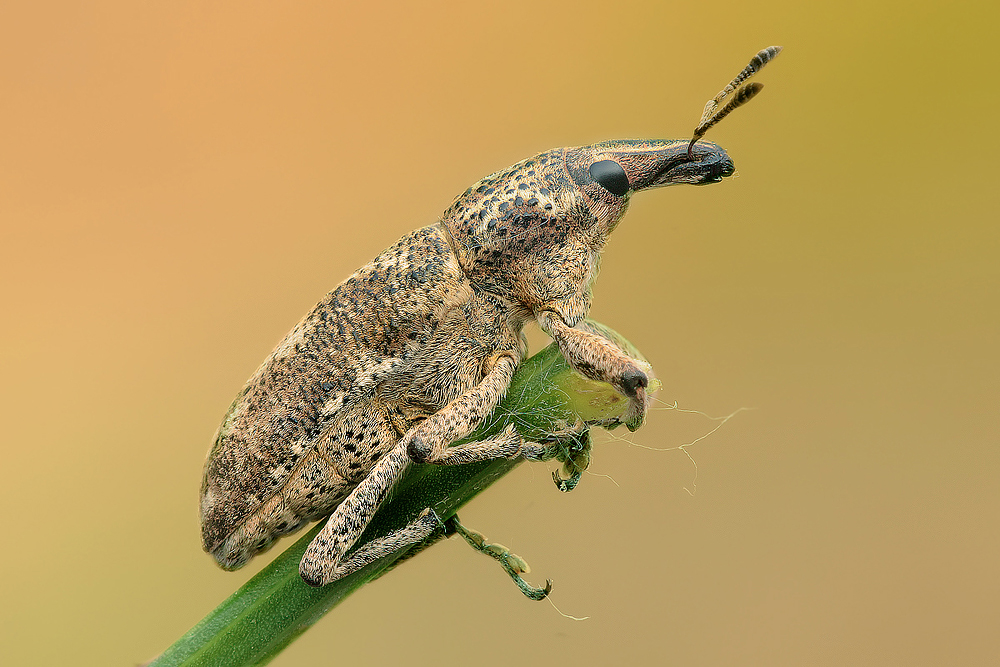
[{"xmin": 200, "ymin": 57, "xmax": 770, "ymax": 596}]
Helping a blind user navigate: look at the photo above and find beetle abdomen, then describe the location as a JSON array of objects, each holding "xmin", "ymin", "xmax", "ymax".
[{"xmin": 201, "ymin": 225, "xmax": 474, "ymax": 564}]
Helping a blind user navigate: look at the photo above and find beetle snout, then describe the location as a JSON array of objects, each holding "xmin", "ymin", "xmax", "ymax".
[
  {"xmin": 684, "ymin": 141, "xmax": 735, "ymax": 184},
  {"xmin": 606, "ymin": 139, "xmax": 734, "ymax": 192},
  {"xmin": 643, "ymin": 140, "xmax": 734, "ymax": 188}
]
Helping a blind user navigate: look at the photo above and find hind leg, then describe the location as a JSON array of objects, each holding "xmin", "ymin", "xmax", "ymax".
[
  {"xmin": 313, "ymin": 507, "xmax": 446, "ymax": 583},
  {"xmin": 298, "ymin": 424, "xmax": 538, "ymax": 587},
  {"xmin": 299, "ymin": 444, "xmax": 411, "ymax": 586},
  {"xmin": 300, "ymin": 352, "xmax": 537, "ymax": 587},
  {"xmin": 446, "ymin": 515, "xmax": 552, "ymax": 600}
]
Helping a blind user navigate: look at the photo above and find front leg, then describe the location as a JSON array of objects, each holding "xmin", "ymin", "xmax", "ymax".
[{"xmin": 537, "ymin": 310, "xmax": 650, "ymax": 431}]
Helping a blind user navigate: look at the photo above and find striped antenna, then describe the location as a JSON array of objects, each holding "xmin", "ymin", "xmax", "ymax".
[{"xmin": 687, "ymin": 46, "xmax": 782, "ymax": 158}]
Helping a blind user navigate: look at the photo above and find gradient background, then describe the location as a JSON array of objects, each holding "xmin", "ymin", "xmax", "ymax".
[{"xmin": 2, "ymin": 2, "xmax": 997, "ymax": 665}]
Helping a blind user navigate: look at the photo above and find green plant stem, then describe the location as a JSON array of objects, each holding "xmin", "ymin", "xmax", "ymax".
[{"xmin": 152, "ymin": 327, "xmax": 645, "ymax": 667}]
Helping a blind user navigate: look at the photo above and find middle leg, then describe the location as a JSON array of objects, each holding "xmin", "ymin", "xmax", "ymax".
[{"xmin": 405, "ymin": 352, "xmax": 538, "ymax": 465}]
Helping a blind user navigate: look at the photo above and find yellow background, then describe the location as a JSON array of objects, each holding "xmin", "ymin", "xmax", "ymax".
[{"xmin": 2, "ymin": 2, "xmax": 997, "ymax": 665}]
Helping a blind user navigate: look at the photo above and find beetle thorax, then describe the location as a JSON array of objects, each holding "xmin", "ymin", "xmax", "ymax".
[{"xmin": 440, "ymin": 149, "xmax": 615, "ymax": 313}]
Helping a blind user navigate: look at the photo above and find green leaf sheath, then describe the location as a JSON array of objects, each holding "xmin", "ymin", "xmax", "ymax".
[{"xmin": 152, "ymin": 327, "xmax": 644, "ymax": 667}]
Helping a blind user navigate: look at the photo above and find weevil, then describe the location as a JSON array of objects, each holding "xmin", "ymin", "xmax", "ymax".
[{"xmin": 201, "ymin": 47, "xmax": 781, "ymax": 597}]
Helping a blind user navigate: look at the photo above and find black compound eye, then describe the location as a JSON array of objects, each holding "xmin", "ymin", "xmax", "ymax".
[{"xmin": 589, "ymin": 160, "xmax": 630, "ymax": 196}]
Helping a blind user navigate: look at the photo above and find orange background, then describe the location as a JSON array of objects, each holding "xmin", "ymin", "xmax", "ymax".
[{"xmin": 2, "ymin": 2, "xmax": 997, "ymax": 665}]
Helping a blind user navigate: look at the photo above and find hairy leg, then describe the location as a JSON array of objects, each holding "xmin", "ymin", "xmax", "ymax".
[
  {"xmin": 537, "ymin": 310, "xmax": 649, "ymax": 431},
  {"xmin": 301, "ymin": 351, "xmax": 540, "ymax": 586}
]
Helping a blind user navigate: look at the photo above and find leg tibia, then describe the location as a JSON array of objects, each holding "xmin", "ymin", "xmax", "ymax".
[{"xmin": 300, "ymin": 508, "xmax": 444, "ymax": 586}]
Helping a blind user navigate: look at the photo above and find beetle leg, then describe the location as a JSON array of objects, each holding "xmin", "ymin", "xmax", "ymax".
[
  {"xmin": 537, "ymin": 310, "xmax": 650, "ymax": 431},
  {"xmin": 318, "ymin": 507, "xmax": 446, "ymax": 582},
  {"xmin": 405, "ymin": 353, "xmax": 540, "ymax": 465},
  {"xmin": 516, "ymin": 427, "xmax": 592, "ymax": 491},
  {"xmin": 446, "ymin": 515, "xmax": 552, "ymax": 601},
  {"xmin": 300, "ymin": 444, "xmax": 413, "ymax": 587},
  {"xmin": 551, "ymin": 429, "xmax": 592, "ymax": 493},
  {"xmin": 302, "ymin": 353, "xmax": 540, "ymax": 587},
  {"xmin": 519, "ymin": 440, "xmax": 558, "ymax": 462}
]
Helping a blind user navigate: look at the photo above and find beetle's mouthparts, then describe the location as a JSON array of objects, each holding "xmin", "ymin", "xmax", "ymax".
[
  {"xmin": 656, "ymin": 141, "xmax": 735, "ymax": 186},
  {"xmin": 684, "ymin": 143, "xmax": 736, "ymax": 184}
]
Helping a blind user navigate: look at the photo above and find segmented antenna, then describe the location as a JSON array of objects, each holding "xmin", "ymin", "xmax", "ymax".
[
  {"xmin": 692, "ymin": 82, "xmax": 763, "ymax": 141},
  {"xmin": 687, "ymin": 46, "xmax": 782, "ymax": 158}
]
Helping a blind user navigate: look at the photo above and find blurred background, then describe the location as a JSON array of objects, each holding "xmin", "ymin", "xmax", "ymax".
[{"xmin": 1, "ymin": 1, "xmax": 997, "ymax": 665}]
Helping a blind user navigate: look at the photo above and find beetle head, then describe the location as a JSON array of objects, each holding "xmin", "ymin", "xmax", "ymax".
[
  {"xmin": 562, "ymin": 139, "xmax": 735, "ymax": 234},
  {"xmin": 441, "ymin": 139, "xmax": 734, "ymax": 311}
]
